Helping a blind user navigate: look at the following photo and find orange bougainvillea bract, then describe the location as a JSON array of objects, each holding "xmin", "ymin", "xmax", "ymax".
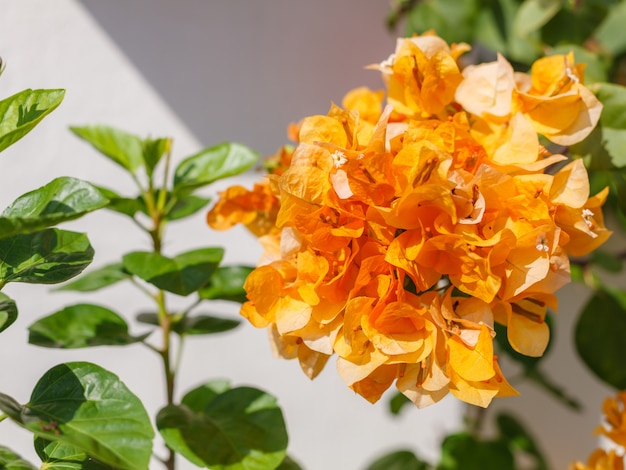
[{"xmin": 207, "ymin": 34, "xmax": 609, "ymax": 408}]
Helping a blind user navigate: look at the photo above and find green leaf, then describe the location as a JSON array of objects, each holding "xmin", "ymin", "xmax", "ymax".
[
  {"xmin": 0, "ymin": 177, "xmax": 108, "ymax": 240},
  {"xmin": 0, "ymin": 88, "xmax": 65, "ymax": 153},
  {"xmin": 275, "ymin": 456, "xmax": 303, "ymax": 470},
  {"xmin": 94, "ymin": 186, "xmax": 144, "ymax": 218},
  {"xmin": 28, "ymin": 303, "xmax": 147, "ymax": 348},
  {"xmin": 70, "ymin": 125, "xmax": 144, "ymax": 173},
  {"xmin": 0, "ymin": 445, "xmax": 37, "ymax": 470},
  {"xmin": 122, "ymin": 248, "xmax": 224, "ymax": 296},
  {"xmin": 0, "ymin": 362, "xmax": 154, "ymax": 470},
  {"xmin": 181, "ymin": 380, "xmax": 231, "ymax": 413},
  {"xmin": 142, "ymin": 137, "xmax": 171, "ymax": 177},
  {"xmin": 512, "ymin": 0, "xmax": 562, "ymax": 38},
  {"xmin": 595, "ymin": 0, "xmax": 626, "ymax": 57},
  {"xmin": 157, "ymin": 387, "xmax": 288, "ymax": 470},
  {"xmin": 388, "ymin": 391, "xmax": 412, "ymax": 416},
  {"xmin": 406, "ymin": 0, "xmax": 479, "ymax": 44},
  {"xmin": 0, "ymin": 229, "xmax": 94, "ymax": 287},
  {"xmin": 575, "ymin": 287, "xmax": 626, "ymax": 389},
  {"xmin": 496, "ymin": 412, "xmax": 549, "ymax": 470},
  {"xmin": 365, "ymin": 449, "xmax": 429, "ymax": 470},
  {"xmin": 134, "ymin": 312, "xmax": 240, "ymax": 336},
  {"xmin": 166, "ymin": 194, "xmax": 212, "ymax": 221},
  {"xmin": 55, "ymin": 263, "xmax": 130, "ymax": 292},
  {"xmin": 438, "ymin": 433, "xmax": 514, "ymax": 470},
  {"xmin": 198, "ymin": 265, "xmax": 254, "ymax": 303},
  {"xmin": 0, "ymin": 292, "xmax": 18, "ymax": 334},
  {"xmin": 173, "ymin": 142, "xmax": 258, "ymax": 195},
  {"xmin": 34, "ymin": 438, "xmax": 114, "ymax": 469},
  {"xmin": 173, "ymin": 314, "xmax": 240, "ymax": 336}
]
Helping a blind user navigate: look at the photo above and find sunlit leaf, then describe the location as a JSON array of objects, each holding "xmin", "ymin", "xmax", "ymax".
[
  {"xmin": 0, "ymin": 362, "xmax": 154, "ymax": 470},
  {"xmin": 198, "ymin": 265, "xmax": 254, "ymax": 303},
  {"xmin": 157, "ymin": 387, "xmax": 288, "ymax": 469},
  {"xmin": 181, "ymin": 380, "xmax": 231, "ymax": 412},
  {"xmin": 122, "ymin": 248, "xmax": 224, "ymax": 296},
  {"xmin": 595, "ymin": 0, "xmax": 626, "ymax": 56},
  {"xmin": 512, "ymin": 0, "xmax": 562, "ymax": 38},
  {"xmin": 173, "ymin": 314, "xmax": 240, "ymax": 336},
  {"xmin": 70, "ymin": 125, "xmax": 144, "ymax": 173},
  {"xmin": 166, "ymin": 194, "xmax": 212, "ymax": 221},
  {"xmin": 173, "ymin": 142, "xmax": 258, "ymax": 195},
  {"xmin": 0, "ymin": 88, "xmax": 64, "ymax": 153},
  {"xmin": 142, "ymin": 137, "xmax": 171, "ymax": 177},
  {"xmin": 0, "ymin": 229, "xmax": 93, "ymax": 287},
  {"xmin": 34, "ymin": 438, "xmax": 114, "ymax": 469},
  {"xmin": 55, "ymin": 263, "xmax": 130, "ymax": 292},
  {"xmin": 0, "ymin": 177, "xmax": 108, "ymax": 240},
  {"xmin": 28, "ymin": 303, "xmax": 148, "ymax": 348},
  {"xmin": 94, "ymin": 186, "xmax": 144, "ymax": 218}
]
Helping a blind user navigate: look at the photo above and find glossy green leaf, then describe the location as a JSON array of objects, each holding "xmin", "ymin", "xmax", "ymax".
[
  {"xmin": 166, "ymin": 194, "xmax": 212, "ymax": 221},
  {"xmin": 142, "ymin": 137, "xmax": 171, "ymax": 177},
  {"xmin": 198, "ymin": 265, "xmax": 254, "ymax": 303},
  {"xmin": 94, "ymin": 186, "xmax": 144, "ymax": 218},
  {"xmin": 0, "ymin": 292, "xmax": 18, "ymax": 334},
  {"xmin": 595, "ymin": 0, "xmax": 626, "ymax": 56},
  {"xmin": 0, "ymin": 362, "xmax": 154, "ymax": 470},
  {"xmin": 575, "ymin": 287, "xmax": 626, "ymax": 389},
  {"xmin": 173, "ymin": 142, "xmax": 258, "ymax": 194},
  {"xmin": 438, "ymin": 433, "xmax": 514, "ymax": 470},
  {"xmin": 0, "ymin": 445, "xmax": 36, "ymax": 470},
  {"xmin": 28, "ymin": 303, "xmax": 147, "ymax": 348},
  {"xmin": 496, "ymin": 412, "xmax": 548, "ymax": 470},
  {"xmin": 55, "ymin": 263, "xmax": 130, "ymax": 292},
  {"xmin": 513, "ymin": 0, "xmax": 562, "ymax": 38},
  {"xmin": 365, "ymin": 449, "xmax": 429, "ymax": 470},
  {"xmin": 0, "ymin": 229, "xmax": 94, "ymax": 288},
  {"xmin": 122, "ymin": 248, "xmax": 224, "ymax": 296},
  {"xmin": 34, "ymin": 438, "xmax": 113, "ymax": 470},
  {"xmin": 157, "ymin": 386, "xmax": 288, "ymax": 469},
  {"xmin": 135, "ymin": 312, "xmax": 240, "ymax": 336},
  {"xmin": 70, "ymin": 125, "xmax": 144, "ymax": 173},
  {"xmin": 0, "ymin": 177, "xmax": 108, "ymax": 240},
  {"xmin": 181, "ymin": 380, "xmax": 231, "ymax": 412},
  {"xmin": 0, "ymin": 88, "xmax": 65, "ymax": 153},
  {"xmin": 173, "ymin": 314, "xmax": 240, "ymax": 336}
]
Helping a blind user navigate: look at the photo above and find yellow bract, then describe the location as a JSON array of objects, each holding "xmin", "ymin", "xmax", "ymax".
[{"xmin": 208, "ymin": 33, "xmax": 610, "ymax": 409}]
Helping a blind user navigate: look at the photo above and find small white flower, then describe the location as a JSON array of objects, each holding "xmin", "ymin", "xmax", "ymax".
[
  {"xmin": 331, "ymin": 150, "xmax": 348, "ymax": 168},
  {"xmin": 535, "ymin": 233, "xmax": 550, "ymax": 252}
]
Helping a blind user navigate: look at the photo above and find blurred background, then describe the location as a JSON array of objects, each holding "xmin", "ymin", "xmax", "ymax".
[{"xmin": 0, "ymin": 1, "xmax": 614, "ymax": 468}]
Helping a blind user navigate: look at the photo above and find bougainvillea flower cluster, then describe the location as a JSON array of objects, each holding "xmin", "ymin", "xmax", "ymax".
[
  {"xmin": 570, "ymin": 391, "xmax": 626, "ymax": 470},
  {"xmin": 208, "ymin": 34, "xmax": 610, "ymax": 408}
]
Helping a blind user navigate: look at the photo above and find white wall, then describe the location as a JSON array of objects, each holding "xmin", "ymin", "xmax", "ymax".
[{"xmin": 0, "ymin": 1, "xmax": 614, "ymax": 469}]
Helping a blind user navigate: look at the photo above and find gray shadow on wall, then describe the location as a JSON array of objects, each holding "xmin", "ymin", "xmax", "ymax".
[{"xmin": 79, "ymin": 0, "xmax": 396, "ymax": 156}]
